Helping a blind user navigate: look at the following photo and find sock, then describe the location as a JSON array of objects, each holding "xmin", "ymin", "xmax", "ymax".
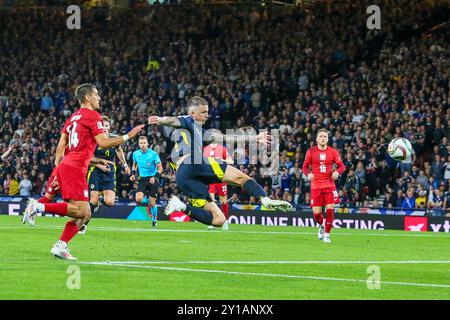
[
  {"xmin": 314, "ymin": 213, "xmax": 324, "ymax": 226},
  {"xmin": 221, "ymin": 203, "xmax": 229, "ymax": 220},
  {"xmin": 243, "ymin": 179, "xmax": 267, "ymax": 200},
  {"xmin": 89, "ymin": 202, "xmax": 97, "ymax": 214},
  {"xmin": 151, "ymin": 206, "xmax": 158, "ymax": 221},
  {"xmin": 84, "ymin": 219, "xmax": 91, "ymax": 226},
  {"xmin": 325, "ymin": 208, "xmax": 334, "ymax": 233},
  {"xmin": 186, "ymin": 205, "xmax": 213, "ymax": 225},
  {"xmin": 146, "ymin": 206, "xmax": 152, "ymax": 219},
  {"xmin": 59, "ymin": 221, "xmax": 79, "ymax": 243},
  {"xmin": 38, "ymin": 196, "xmax": 51, "ymax": 204},
  {"xmin": 99, "ymin": 198, "xmax": 112, "ymax": 207},
  {"xmin": 43, "ymin": 203, "xmax": 68, "ymax": 216}
]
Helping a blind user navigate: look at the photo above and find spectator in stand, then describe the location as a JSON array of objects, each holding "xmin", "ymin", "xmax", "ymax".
[
  {"xmin": 19, "ymin": 173, "xmax": 32, "ymax": 196},
  {"xmin": 401, "ymin": 188, "xmax": 416, "ymax": 209}
]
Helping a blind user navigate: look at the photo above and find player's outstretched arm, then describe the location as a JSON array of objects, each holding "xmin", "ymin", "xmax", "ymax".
[
  {"xmin": 95, "ymin": 124, "xmax": 145, "ymax": 149},
  {"xmin": 148, "ymin": 116, "xmax": 181, "ymax": 127},
  {"xmin": 208, "ymin": 129, "xmax": 271, "ymax": 147},
  {"xmin": 90, "ymin": 156, "xmax": 114, "ymax": 166}
]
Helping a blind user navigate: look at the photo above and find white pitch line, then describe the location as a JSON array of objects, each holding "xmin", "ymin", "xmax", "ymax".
[
  {"xmin": 79, "ymin": 261, "xmax": 450, "ymax": 289},
  {"xmin": 1, "ymin": 224, "xmax": 449, "ymax": 238},
  {"xmin": 81, "ymin": 260, "xmax": 450, "ymax": 265}
]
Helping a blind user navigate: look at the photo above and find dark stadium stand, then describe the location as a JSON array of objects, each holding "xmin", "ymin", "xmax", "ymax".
[{"xmin": 0, "ymin": 0, "xmax": 448, "ymax": 215}]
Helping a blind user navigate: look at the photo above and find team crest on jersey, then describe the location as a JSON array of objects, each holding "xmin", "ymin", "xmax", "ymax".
[{"xmin": 320, "ymin": 154, "xmax": 326, "ymax": 161}]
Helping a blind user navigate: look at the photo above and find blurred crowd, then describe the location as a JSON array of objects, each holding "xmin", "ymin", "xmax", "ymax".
[{"xmin": 0, "ymin": 1, "xmax": 449, "ymax": 215}]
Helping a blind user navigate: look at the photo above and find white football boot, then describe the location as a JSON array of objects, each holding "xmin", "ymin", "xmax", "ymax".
[
  {"xmin": 164, "ymin": 196, "xmax": 187, "ymax": 216},
  {"xmin": 261, "ymin": 197, "xmax": 293, "ymax": 211},
  {"xmin": 22, "ymin": 198, "xmax": 39, "ymax": 225},
  {"xmin": 50, "ymin": 240, "xmax": 78, "ymax": 260}
]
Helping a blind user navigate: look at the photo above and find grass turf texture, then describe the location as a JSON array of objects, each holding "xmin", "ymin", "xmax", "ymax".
[{"xmin": 0, "ymin": 215, "xmax": 449, "ymax": 300}]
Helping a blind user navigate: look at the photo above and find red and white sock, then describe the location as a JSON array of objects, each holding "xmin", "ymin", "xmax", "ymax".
[
  {"xmin": 325, "ymin": 208, "xmax": 334, "ymax": 233},
  {"xmin": 314, "ymin": 213, "xmax": 324, "ymax": 226},
  {"xmin": 41, "ymin": 203, "xmax": 68, "ymax": 216},
  {"xmin": 38, "ymin": 196, "xmax": 52, "ymax": 204},
  {"xmin": 221, "ymin": 203, "xmax": 229, "ymax": 220},
  {"xmin": 59, "ymin": 221, "xmax": 79, "ymax": 243}
]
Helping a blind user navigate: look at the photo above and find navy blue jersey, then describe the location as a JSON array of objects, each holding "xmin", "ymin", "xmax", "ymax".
[
  {"xmin": 93, "ymin": 133, "xmax": 118, "ymax": 169},
  {"xmin": 174, "ymin": 116, "xmax": 207, "ymax": 163}
]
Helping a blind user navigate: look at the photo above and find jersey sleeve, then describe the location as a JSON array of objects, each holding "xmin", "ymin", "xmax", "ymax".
[
  {"xmin": 302, "ymin": 149, "xmax": 312, "ymax": 176},
  {"xmin": 89, "ymin": 112, "xmax": 106, "ymax": 137},
  {"xmin": 154, "ymin": 152, "xmax": 161, "ymax": 164},
  {"xmin": 177, "ymin": 116, "xmax": 193, "ymax": 131}
]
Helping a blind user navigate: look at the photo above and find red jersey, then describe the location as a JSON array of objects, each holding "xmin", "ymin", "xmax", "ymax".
[
  {"xmin": 302, "ymin": 146, "xmax": 345, "ymax": 190},
  {"xmin": 203, "ymin": 144, "xmax": 229, "ymax": 160},
  {"xmin": 60, "ymin": 108, "xmax": 105, "ymax": 172}
]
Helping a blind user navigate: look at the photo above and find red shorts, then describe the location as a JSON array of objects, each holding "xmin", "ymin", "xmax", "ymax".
[
  {"xmin": 310, "ymin": 187, "xmax": 340, "ymax": 207},
  {"xmin": 45, "ymin": 167, "xmax": 60, "ymax": 196},
  {"xmin": 208, "ymin": 183, "xmax": 228, "ymax": 197},
  {"xmin": 55, "ymin": 163, "xmax": 89, "ymax": 202}
]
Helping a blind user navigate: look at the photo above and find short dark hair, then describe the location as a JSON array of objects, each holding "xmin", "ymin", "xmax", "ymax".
[
  {"xmin": 75, "ymin": 83, "xmax": 96, "ymax": 104},
  {"xmin": 187, "ymin": 96, "xmax": 208, "ymax": 112},
  {"xmin": 101, "ymin": 115, "xmax": 110, "ymax": 123}
]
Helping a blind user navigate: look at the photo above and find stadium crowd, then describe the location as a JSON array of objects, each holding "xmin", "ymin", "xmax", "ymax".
[{"xmin": 0, "ymin": 1, "xmax": 449, "ymax": 215}]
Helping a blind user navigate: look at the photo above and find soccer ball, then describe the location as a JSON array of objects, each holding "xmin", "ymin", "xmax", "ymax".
[{"xmin": 388, "ymin": 138, "xmax": 413, "ymax": 162}]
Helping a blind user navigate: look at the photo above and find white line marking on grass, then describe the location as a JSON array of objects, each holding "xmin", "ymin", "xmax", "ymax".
[
  {"xmin": 82, "ymin": 260, "xmax": 450, "ymax": 265},
  {"xmin": 1, "ymin": 224, "xmax": 449, "ymax": 238},
  {"xmin": 79, "ymin": 261, "xmax": 450, "ymax": 289}
]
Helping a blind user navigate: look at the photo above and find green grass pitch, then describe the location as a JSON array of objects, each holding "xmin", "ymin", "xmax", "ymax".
[{"xmin": 0, "ymin": 215, "xmax": 449, "ymax": 300}]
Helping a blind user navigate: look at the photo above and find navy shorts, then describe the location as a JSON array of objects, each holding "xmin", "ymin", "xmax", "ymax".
[
  {"xmin": 136, "ymin": 176, "xmax": 159, "ymax": 198},
  {"xmin": 175, "ymin": 157, "xmax": 228, "ymax": 207},
  {"xmin": 87, "ymin": 166, "xmax": 116, "ymax": 192}
]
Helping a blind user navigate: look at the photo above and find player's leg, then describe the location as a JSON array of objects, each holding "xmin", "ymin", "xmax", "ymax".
[
  {"xmin": 323, "ymin": 204, "xmax": 334, "ymax": 243},
  {"xmin": 222, "ymin": 165, "xmax": 292, "ymax": 211},
  {"xmin": 149, "ymin": 196, "xmax": 158, "ymax": 227},
  {"xmin": 312, "ymin": 206, "xmax": 325, "ymax": 240},
  {"xmin": 311, "ymin": 188, "xmax": 326, "ymax": 240},
  {"xmin": 147, "ymin": 178, "xmax": 159, "ymax": 227},
  {"xmin": 79, "ymin": 170, "xmax": 102, "ymax": 234},
  {"xmin": 322, "ymin": 188, "xmax": 338, "ymax": 243},
  {"xmin": 51, "ymin": 200, "xmax": 91, "ymax": 260},
  {"xmin": 206, "ymin": 184, "xmax": 217, "ymax": 230},
  {"xmin": 22, "ymin": 169, "xmax": 58, "ymax": 225},
  {"xmin": 218, "ymin": 184, "xmax": 229, "ymax": 230},
  {"xmin": 102, "ymin": 190, "xmax": 116, "ymax": 207},
  {"xmin": 166, "ymin": 165, "xmax": 225, "ymax": 227}
]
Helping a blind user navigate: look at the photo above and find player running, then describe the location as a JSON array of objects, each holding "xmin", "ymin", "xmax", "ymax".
[
  {"xmin": 302, "ymin": 128, "xmax": 345, "ymax": 243},
  {"xmin": 148, "ymin": 96, "xmax": 292, "ymax": 228},
  {"xmin": 204, "ymin": 141, "xmax": 233, "ymax": 231},
  {"xmin": 79, "ymin": 115, "xmax": 131, "ymax": 234},
  {"xmin": 22, "ymin": 83, "xmax": 144, "ymax": 260},
  {"xmin": 130, "ymin": 136, "xmax": 163, "ymax": 228}
]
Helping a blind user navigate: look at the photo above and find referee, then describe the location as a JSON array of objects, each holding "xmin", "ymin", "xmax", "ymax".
[{"xmin": 130, "ymin": 136, "xmax": 163, "ymax": 227}]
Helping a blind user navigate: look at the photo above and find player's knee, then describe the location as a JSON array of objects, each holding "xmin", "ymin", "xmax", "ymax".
[
  {"xmin": 238, "ymin": 175, "xmax": 251, "ymax": 187},
  {"xmin": 104, "ymin": 199, "xmax": 115, "ymax": 207},
  {"xmin": 212, "ymin": 216, "xmax": 225, "ymax": 227}
]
